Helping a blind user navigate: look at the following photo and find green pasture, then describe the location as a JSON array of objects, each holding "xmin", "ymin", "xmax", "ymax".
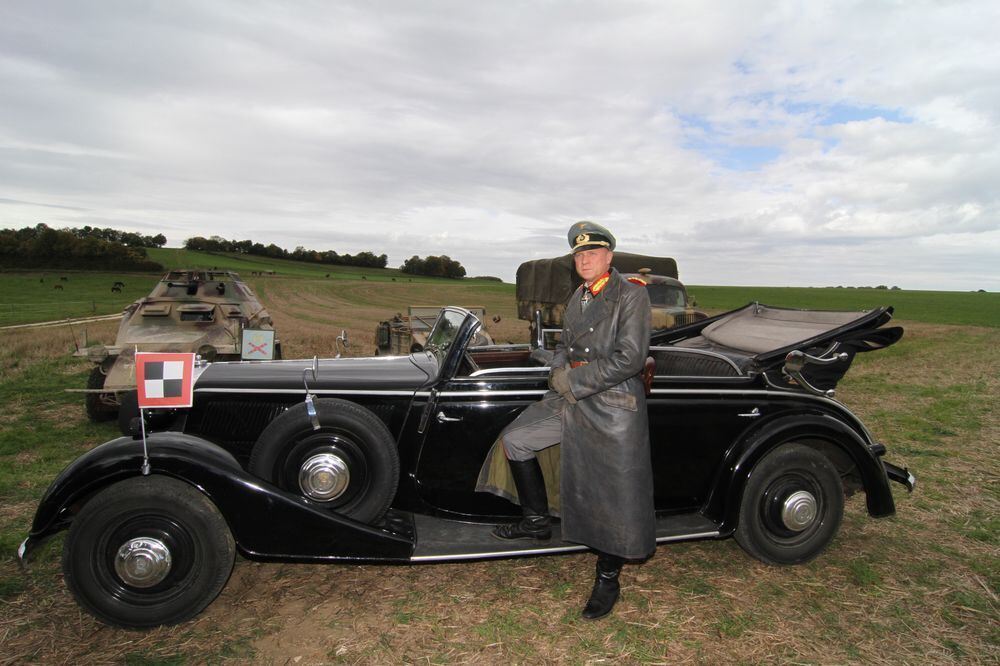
[
  {"xmin": 145, "ymin": 247, "xmax": 409, "ymax": 280},
  {"xmin": 0, "ymin": 272, "xmax": 157, "ymax": 326},
  {"xmin": 0, "ymin": 249, "xmax": 507, "ymax": 326}
]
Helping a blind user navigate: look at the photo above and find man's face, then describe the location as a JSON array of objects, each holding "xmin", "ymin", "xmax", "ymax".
[{"xmin": 574, "ymin": 247, "xmax": 613, "ymax": 283}]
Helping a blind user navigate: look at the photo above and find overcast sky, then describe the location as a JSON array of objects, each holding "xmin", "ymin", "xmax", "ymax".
[{"xmin": 2, "ymin": 1, "xmax": 998, "ymax": 290}]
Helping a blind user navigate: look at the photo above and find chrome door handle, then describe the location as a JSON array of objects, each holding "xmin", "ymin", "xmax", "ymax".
[
  {"xmin": 738, "ymin": 407, "xmax": 761, "ymax": 418},
  {"xmin": 436, "ymin": 411, "xmax": 462, "ymax": 423}
]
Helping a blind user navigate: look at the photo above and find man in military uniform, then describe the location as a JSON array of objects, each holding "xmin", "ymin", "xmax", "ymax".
[{"xmin": 490, "ymin": 221, "xmax": 655, "ymax": 619}]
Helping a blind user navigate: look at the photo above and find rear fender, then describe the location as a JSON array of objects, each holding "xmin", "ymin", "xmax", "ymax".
[
  {"xmin": 24, "ymin": 433, "xmax": 413, "ymax": 562},
  {"xmin": 705, "ymin": 413, "xmax": 896, "ymax": 533}
]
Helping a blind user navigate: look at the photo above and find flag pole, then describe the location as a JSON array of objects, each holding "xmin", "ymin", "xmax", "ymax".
[
  {"xmin": 140, "ymin": 406, "xmax": 151, "ymax": 475},
  {"xmin": 137, "ymin": 344, "xmax": 150, "ymax": 475}
]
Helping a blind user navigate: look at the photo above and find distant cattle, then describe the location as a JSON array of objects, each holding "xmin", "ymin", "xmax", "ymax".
[
  {"xmin": 59, "ymin": 276, "xmax": 68, "ymax": 281},
  {"xmin": 362, "ymin": 275, "xmax": 367, "ymax": 280},
  {"xmin": 54, "ymin": 284, "xmax": 64, "ymax": 291},
  {"xmin": 111, "ymin": 286, "xmax": 122, "ymax": 293}
]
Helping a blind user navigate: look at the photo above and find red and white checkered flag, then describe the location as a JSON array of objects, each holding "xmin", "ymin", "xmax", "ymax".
[{"xmin": 135, "ymin": 353, "xmax": 195, "ymax": 409}]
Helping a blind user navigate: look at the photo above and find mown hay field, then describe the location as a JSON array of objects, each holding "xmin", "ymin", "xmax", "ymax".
[{"xmin": 0, "ymin": 273, "xmax": 996, "ymax": 664}]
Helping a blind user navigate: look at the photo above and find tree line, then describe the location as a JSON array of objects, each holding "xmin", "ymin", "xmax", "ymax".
[
  {"xmin": 184, "ymin": 235, "xmax": 389, "ymax": 269},
  {"xmin": 186, "ymin": 235, "xmax": 469, "ymax": 278},
  {"xmin": 0, "ymin": 223, "xmax": 469, "ymax": 279},
  {"xmin": 0, "ymin": 224, "xmax": 163, "ymax": 271},
  {"xmin": 71, "ymin": 225, "xmax": 166, "ymax": 248},
  {"xmin": 400, "ymin": 254, "xmax": 467, "ymax": 279}
]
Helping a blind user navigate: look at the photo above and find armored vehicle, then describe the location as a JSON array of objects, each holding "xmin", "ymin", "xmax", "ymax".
[
  {"xmin": 78, "ymin": 270, "xmax": 279, "ymax": 423},
  {"xmin": 375, "ymin": 305, "xmax": 494, "ymax": 355},
  {"xmin": 516, "ymin": 253, "xmax": 707, "ymax": 343}
]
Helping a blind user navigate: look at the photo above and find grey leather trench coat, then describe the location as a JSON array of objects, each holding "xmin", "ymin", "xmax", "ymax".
[{"xmin": 555, "ymin": 269, "xmax": 655, "ymax": 559}]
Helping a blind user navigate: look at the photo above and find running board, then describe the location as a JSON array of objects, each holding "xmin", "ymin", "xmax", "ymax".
[{"xmin": 410, "ymin": 513, "xmax": 720, "ymax": 562}]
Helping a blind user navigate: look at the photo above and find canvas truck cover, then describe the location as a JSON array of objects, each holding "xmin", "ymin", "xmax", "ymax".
[{"xmin": 516, "ymin": 252, "xmax": 679, "ymax": 322}]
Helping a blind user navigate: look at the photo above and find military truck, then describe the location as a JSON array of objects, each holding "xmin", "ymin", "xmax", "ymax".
[
  {"xmin": 516, "ymin": 252, "xmax": 706, "ymax": 345},
  {"xmin": 375, "ymin": 305, "xmax": 494, "ymax": 355},
  {"xmin": 78, "ymin": 270, "xmax": 279, "ymax": 423}
]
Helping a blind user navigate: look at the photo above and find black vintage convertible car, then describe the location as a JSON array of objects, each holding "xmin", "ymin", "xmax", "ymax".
[{"xmin": 20, "ymin": 304, "xmax": 915, "ymax": 628}]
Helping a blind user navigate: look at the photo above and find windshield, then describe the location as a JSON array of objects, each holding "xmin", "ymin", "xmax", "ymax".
[
  {"xmin": 646, "ymin": 284, "xmax": 687, "ymax": 308},
  {"xmin": 424, "ymin": 309, "xmax": 472, "ymax": 363}
]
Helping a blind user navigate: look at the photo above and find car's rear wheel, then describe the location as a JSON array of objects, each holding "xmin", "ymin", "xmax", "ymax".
[
  {"xmin": 248, "ymin": 399, "xmax": 399, "ymax": 524},
  {"xmin": 84, "ymin": 366, "xmax": 118, "ymax": 422},
  {"xmin": 734, "ymin": 443, "xmax": 844, "ymax": 565},
  {"xmin": 62, "ymin": 476, "xmax": 236, "ymax": 628}
]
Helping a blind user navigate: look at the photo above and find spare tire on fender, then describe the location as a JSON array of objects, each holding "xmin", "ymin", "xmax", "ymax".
[{"xmin": 248, "ymin": 398, "xmax": 399, "ymax": 524}]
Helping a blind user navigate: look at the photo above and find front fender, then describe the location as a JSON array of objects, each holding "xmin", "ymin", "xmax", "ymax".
[
  {"xmin": 705, "ymin": 413, "xmax": 896, "ymax": 533},
  {"xmin": 23, "ymin": 433, "xmax": 413, "ymax": 562}
]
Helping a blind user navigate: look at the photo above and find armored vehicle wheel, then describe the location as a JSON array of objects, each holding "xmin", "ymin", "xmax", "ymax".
[
  {"xmin": 84, "ymin": 366, "xmax": 118, "ymax": 422},
  {"xmin": 734, "ymin": 443, "xmax": 844, "ymax": 565},
  {"xmin": 117, "ymin": 390, "xmax": 140, "ymax": 436},
  {"xmin": 248, "ymin": 399, "xmax": 399, "ymax": 524},
  {"xmin": 62, "ymin": 476, "xmax": 235, "ymax": 628}
]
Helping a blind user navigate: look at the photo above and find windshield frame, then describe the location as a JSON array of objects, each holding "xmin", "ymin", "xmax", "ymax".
[{"xmin": 423, "ymin": 307, "xmax": 481, "ymax": 370}]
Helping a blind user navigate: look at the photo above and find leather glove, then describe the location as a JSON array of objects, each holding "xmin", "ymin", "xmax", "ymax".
[{"xmin": 548, "ymin": 366, "xmax": 577, "ymax": 404}]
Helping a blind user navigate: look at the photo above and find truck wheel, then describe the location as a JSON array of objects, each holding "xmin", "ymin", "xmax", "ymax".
[
  {"xmin": 84, "ymin": 366, "xmax": 118, "ymax": 422},
  {"xmin": 734, "ymin": 443, "xmax": 844, "ymax": 565},
  {"xmin": 62, "ymin": 476, "xmax": 235, "ymax": 628},
  {"xmin": 248, "ymin": 398, "xmax": 399, "ymax": 524}
]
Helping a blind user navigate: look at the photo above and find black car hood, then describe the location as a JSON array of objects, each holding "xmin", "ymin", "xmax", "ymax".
[{"xmin": 194, "ymin": 354, "xmax": 437, "ymax": 393}]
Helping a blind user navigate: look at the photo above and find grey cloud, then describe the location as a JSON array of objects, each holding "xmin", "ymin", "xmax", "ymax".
[{"xmin": 1, "ymin": 1, "xmax": 998, "ymax": 289}]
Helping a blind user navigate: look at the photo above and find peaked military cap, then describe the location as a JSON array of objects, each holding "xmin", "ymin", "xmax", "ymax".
[{"xmin": 568, "ymin": 221, "xmax": 616, "ymax": 253}]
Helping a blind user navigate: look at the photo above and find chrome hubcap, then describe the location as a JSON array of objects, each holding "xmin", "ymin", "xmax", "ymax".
[
  {"xmin": 781, "ymin": 490, "xmax": 817, "ymax": 531},
  {"xmin": 299, "ymin": 453, "xmax": 350, "ymax": 501},
  {"xmin": 114, "ymin": 537, "xmax": 172, "ymax": 588}
]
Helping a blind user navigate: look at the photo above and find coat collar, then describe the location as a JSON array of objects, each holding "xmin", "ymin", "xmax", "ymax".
[{"xmin": 564, "ymin": 269, "xmax": 623, "ymax": 343}]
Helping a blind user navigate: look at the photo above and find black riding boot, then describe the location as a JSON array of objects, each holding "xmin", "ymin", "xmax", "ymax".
[
  {"xmin": 492, "ymin": 458, "xmax": 552, "ymax": 540},
  {"xmin": 581, "ymin": 552, "xmax": 624, "ymax": 620}
]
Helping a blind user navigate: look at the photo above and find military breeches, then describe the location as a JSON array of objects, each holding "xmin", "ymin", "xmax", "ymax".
[{"xmin": 499, "ymin": 393, "xmax": 564, "ymax": 462}]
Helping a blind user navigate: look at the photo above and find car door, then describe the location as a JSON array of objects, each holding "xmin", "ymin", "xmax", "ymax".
[{"xmin": 414, "ymin": 371, "xmax": 549, "ymax": 517}]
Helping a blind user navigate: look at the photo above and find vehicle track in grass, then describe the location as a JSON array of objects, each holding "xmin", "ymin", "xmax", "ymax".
[{"xmin": 0, "ymin": 312, "xmax": 123, "ymax": 331}]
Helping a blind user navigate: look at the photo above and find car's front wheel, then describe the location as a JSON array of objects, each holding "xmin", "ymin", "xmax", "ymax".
[
  {"xmin": 62, "ymin": 476, "xmax": 236, "ymax": 628},
  {"xmin": 734, "ymin": 443, "xmax": 844, "ymax": 565},
  {"xmin": 248, "ymin": 398, "xmax": 399, "ymax": 524}
]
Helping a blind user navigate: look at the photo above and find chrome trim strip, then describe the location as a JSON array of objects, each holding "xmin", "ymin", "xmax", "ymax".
[
  {"xmin": 469, "ymin": 367, "xmax": 550, "ymax": 377},
  {"xmin": 409, "ymin": 530, "xmax": 720, "ymax": 562},
  {"xmin": 657, "ymin": 530, "xmax": 720, "ymax": 543},
  {"xmin": 649, "ymin": 345, "xmax": 745, "ymax": 374},
  {"xmin": 411, "ymin": 544, "xmax": 588, "ymax": 561},
  {"xmin": 194, "ymin": 388, "xmax": 417, "ymax": 396},
  {"xmin": 436, "ymin": 390, "xmax": 549, "ymax": 398}
]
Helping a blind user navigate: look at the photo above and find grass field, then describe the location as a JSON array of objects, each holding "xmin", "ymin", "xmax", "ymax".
[
  {"xmin": 3, "ymin": 250, "xmax": 996, "ymax": 330},
  {"xmin": 0, "ymin": 271, "xmax": 996, "ymax": 663},
  {"xmin": 0, "ymin": 249, "xmax": 508, "ymax": 326}
]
